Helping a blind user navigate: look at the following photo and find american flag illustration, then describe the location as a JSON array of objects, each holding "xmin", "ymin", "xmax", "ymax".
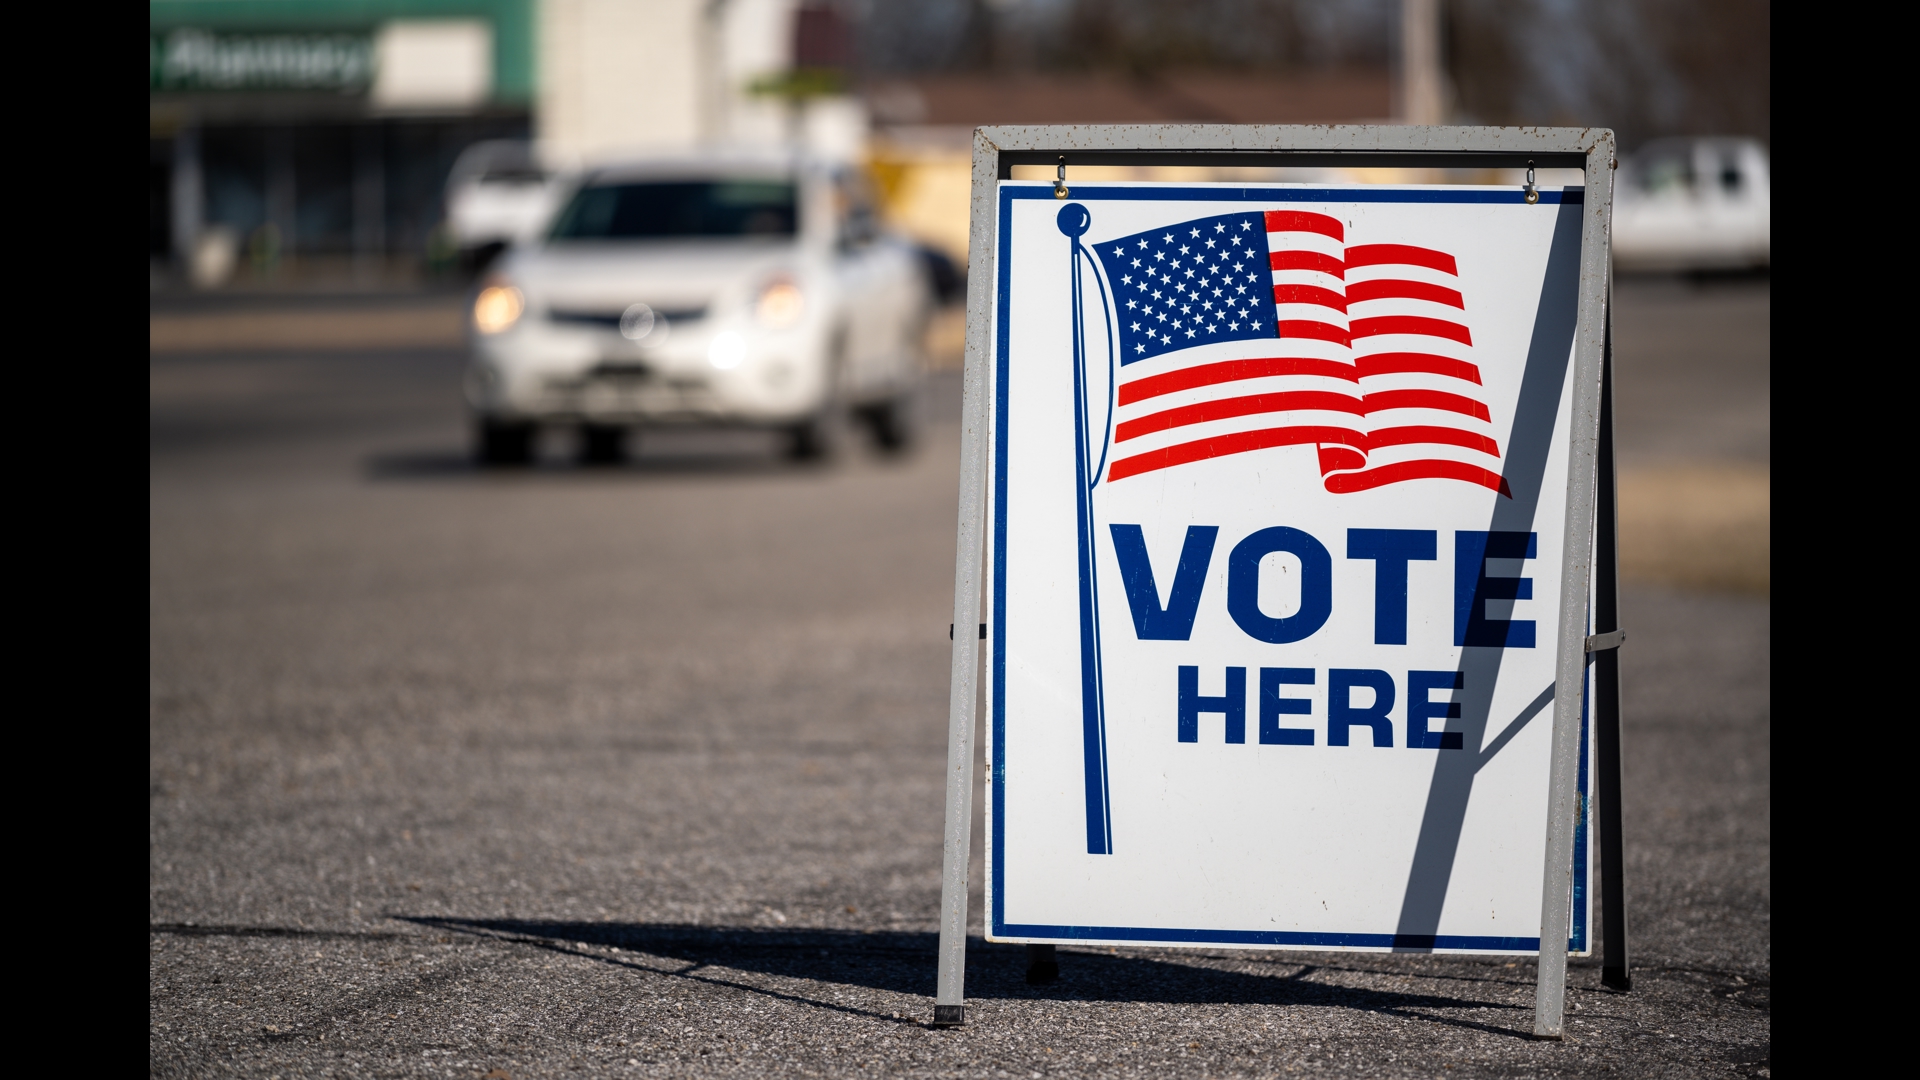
[{"xmin": 1092, "ymin": 210, "xmax": 1508, "ymax": 495}]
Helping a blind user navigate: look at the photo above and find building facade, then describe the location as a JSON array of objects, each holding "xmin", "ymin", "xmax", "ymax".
[
  {"xmin": 152, "ymin": 0, "xmax": 546, "ymax": 280},
  {"xmin": 151, "ymin": 0, "xmax": 816, "ymax": 283}
]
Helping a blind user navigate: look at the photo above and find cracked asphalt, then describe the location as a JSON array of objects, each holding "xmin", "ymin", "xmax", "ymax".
[{"xmin": 151, "ymin": 276, "xmax": 1769, "ymax": 1077}]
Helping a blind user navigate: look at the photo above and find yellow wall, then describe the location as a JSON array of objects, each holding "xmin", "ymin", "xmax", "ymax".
[{"xmin": 868, "ymin": 140, "xmax": 974, "ymax": 265}]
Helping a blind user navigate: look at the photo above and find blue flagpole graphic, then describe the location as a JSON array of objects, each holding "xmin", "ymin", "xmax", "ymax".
[{"xmin": 1058, "ymin": 202, "xmax": 1116, "ymax": 855}]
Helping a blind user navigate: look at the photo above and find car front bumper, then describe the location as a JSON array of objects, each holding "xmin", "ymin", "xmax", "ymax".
[{"xmin": 467, "ymin": 317, "xmax": 823, "ymax": 425}]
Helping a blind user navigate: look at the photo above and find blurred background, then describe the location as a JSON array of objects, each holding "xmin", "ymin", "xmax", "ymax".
[
  {"xmin": 151, "ymin": 0, "xmax": 1770, "ymax": 290},
  {"xmin": 149, "ymin": 0, "xmax": 1770, "ymax": 587},
  {"xmin": 151, "ymin": 5, "xmax": 1767, "ymax": 1071}
]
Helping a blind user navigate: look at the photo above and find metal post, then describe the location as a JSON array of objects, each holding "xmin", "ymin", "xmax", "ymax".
[
  {"xmin": 1396, "ymin": 0, "xmax": 1446, "ymax": 125},
  {"xmin": 931, "ymin": 128, "xmax": 1003, "ymax": 1027},
  {"xmin": 1594, "ymin": 304, "xmax": 1632, "ymax": 992},
  {"xmin": 1533, "ymin": 131, "xmax": 1616, "ymax": 1040},
  {"xmin": 170, "ymin": 123, "xmax": 203, "ymax": 276},
  {"xmin": 698, "ymin": 0, "xmax": 732, "ymax": 143},
  {"xmin": 266, "ymin": 126, "xmax": 296, "ymax": 267},
  {"xmin": 352, "ymin": 123, "xmax": 386, "ymax": 282}
]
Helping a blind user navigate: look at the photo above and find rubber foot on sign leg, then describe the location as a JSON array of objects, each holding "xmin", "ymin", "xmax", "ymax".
[
  {"xmin": 1602, "ymin": 968, "xmax": 1631, "ymax": 992},
  {"xmin": 931, "ymin": 1005, "xmax": 965, "ymax": 1026}
]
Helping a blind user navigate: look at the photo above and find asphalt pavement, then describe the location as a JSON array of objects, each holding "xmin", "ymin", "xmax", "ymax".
[{"xmin": 151, "ymin": 276, "xmax": 1769, "ymax": 1078}]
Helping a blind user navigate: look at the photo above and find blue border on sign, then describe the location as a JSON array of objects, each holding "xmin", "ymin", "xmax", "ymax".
[{"xmin": 989, "ymin": 182, "xmax": 1591, "ymax": 953}]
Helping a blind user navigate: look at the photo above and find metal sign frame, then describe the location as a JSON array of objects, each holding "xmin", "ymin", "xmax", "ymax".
[{"xmin": 932, "ymin": 125, "xmax": 1624, "ymax": 1040}]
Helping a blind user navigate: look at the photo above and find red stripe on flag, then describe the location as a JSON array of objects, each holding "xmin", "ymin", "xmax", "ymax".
[
  {"xmin": 1116, "ymin": 390, "xmax": 1365, "ymax": 443},
  {"xmin": 1364, "ymin": 425, "xmax": 1500, "ymax": 456},
  {"xmin": 1322, "ymin": 459, "xmax": 1511, "ymax": 497},
  {"xmin": 1118, "ymin": 356, "xmax": 1359, "ymax": 406},
  {"xmin": 1269, "ymin": 250, "xmax": 1345, "ymax": 277},
  {"xmin": 1345, "ymin": 244, "xmax": 1458, "ymax": 275},
  {"xmin": 1272, "ymin": 284, "xmax": 1349, "ymax": 313},
  {"xmin": 1349, "ymin": 315, "xmax": 1473, "ymax": 345},
  {"xmin": 1354, "ymin": 352, "xmax": 1483, "ymax": 384},
  {"xmin": 1108, "ymin": 426, "xmax": 1364, "ymax": 482},
  {"xmin": 1279, "ymin": 320, "xmax": 1351, "ymax": 346},
  {"xmin": 1345, "ymin": 278, "xmax": 1464, "ymax": 308},
  {"xmin": 1264, "ymin": 210, "xmax": 1344, "ymax": 241},
  {"xmin": 1360, "ymin": 388, "xmax": 1491, "ymax": 421}
]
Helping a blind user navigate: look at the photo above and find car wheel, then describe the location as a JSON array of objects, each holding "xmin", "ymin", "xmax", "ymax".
[
  {"xmin": 785, "ymin": 405, "xmax": 848, "ymax": 461},
  {"xmin": 787, "ymin": 347, "xmax": 849, "ymax": 462},
  {"xmin": 860, "ymin": 390, "xmax": 921, "ymax": 454},
  {"xmin": 580, "ymin": 423, "xmax": 627, "ymax": 465},
  {"xmin": 476, "ymin": 418, "xmax": 535, "ymax": 466}
]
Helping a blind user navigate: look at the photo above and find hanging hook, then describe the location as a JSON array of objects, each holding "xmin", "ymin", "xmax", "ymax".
[
  {"xmin": 1524, "ymin": 159, "xmax": 1539, "ymax": 205},
  {"xmin": 1054, "ymin": 156, "xmax": 1070, "ymax": 200}
]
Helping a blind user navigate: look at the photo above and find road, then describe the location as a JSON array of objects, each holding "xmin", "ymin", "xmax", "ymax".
[{"xmin": 151, "ymin": 277, "xmax": 1768, "ymax": 1078}]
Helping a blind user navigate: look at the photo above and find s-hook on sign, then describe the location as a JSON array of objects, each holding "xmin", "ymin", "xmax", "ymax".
[
  {"xmin": 992, "ymin": 186, "xmax": 1590, "ymax": 949},
  {"xmin": 934, "ymin": 129, "xmax": 1624, "ymax": 1042}
]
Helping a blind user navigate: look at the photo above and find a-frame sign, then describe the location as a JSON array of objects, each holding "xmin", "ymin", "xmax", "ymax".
[{"xmin": 931, "ymin": 126, "xmax": 1626, "ymax": 1040}]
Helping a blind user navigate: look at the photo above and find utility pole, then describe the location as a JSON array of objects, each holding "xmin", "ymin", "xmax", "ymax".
[
  {"xmin": 701, "ymin": 0, "xmax": 733, "ymax": 144},
  {"xmin": 1398, "ymin": 0, "xmax": 1446, "ymax": 125}
]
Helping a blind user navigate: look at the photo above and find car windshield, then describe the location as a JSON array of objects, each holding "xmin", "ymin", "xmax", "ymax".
[
  {"xmin": 1629, "ymin": 145, "xmax": 1695, "ymax": 196},
  {"xmin": 549, "ymin": 180, "xmax": 798, "ymax": 240}
]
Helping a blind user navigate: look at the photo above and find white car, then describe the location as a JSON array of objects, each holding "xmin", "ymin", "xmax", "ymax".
[
  {"xmin": 443, "ymin": 140, "xmax": 562, "ymax": 272},
  {"xmin": 464, "ymin": 152, "xmax": 932, "ymax": 464},
  {"xmin": 1612, "ymin": 137, "xmax": 1770, "ymax": 273}
]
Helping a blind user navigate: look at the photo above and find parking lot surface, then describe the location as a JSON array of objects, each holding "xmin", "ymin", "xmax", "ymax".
[{"xmin": 151, "ymin": 278, "xmax": 1768, "ymax": 1077}]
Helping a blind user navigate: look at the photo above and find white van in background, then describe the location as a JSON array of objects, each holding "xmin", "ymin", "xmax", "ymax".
[
  {"xmin": 444, "ymin": 140, "xmax": 563, "ymax": 272},
  {"xmin": 1613, "ymin": 137, "xmax": 1770, "ymax": 273}
]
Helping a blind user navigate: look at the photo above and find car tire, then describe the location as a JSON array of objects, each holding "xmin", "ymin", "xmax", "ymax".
[
  {"xmin": 787, "ymin": 346, "xmax": 849, "ymax": 462},
  {"xmin": 580, "ymin": 423, "xmax": 627, "ymax": 465},
  {"xmin": 476, "ymin": 418, "xmax": 535, "ymax": 466},
  {"xmin": 860, "ymin": 390, "xmax": 921, "ymax": 454},
  {"xmin": 785, "ymin": 406, "xmax": 847, "ymax": 461}
]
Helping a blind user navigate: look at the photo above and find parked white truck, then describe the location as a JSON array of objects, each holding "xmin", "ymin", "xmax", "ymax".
[{"xmin": 1613, "ymin": 137, "xmax": 1770, "ymax": 273}]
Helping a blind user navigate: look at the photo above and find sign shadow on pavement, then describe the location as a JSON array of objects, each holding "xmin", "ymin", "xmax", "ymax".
[{"xmin": 396, "ymin": 917, "xmax": 1538, "ymax": 1039}]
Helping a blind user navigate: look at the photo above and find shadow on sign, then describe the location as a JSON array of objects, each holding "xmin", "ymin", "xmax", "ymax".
[{"xmin": 1393, "ymin": 196, "xmax": 1586, "ymax": 950}]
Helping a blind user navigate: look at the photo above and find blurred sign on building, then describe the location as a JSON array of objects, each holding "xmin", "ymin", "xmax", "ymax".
[
  {"xmin": 151, "ymin": 21, "xmax": 495, "ymax": 104},
  {"xmin": 151, "ymin": 29, "xmax": 376, "ymax": 93}
]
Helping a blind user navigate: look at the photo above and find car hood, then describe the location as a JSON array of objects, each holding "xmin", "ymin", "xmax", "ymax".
[{"xmin": 507, "ymin": 240, "xmax": 802, "ymax": 313}]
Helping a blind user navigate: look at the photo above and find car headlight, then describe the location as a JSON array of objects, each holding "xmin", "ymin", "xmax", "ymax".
[
  {"xmin": 473, "ymin": 283, "xmax": 525, "ymax": 334},
  {"xmin": 709, "ymin": 331, "xmax": 746, "ymax": 370},
  {"xmin": 754, "ymin": 278, "xmax": 805, "ymax": 329}
]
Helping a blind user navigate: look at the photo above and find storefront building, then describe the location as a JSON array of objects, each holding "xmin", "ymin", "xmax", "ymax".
[{"xmin": 151, "ymin": 0, "xmax": 535, "ymax": 282}]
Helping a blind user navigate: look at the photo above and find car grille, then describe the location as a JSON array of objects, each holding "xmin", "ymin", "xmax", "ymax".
[
  {"xmin": 590, "ymin": 361, "xmax": 653, "ymax": 378},
  {"xmin": 548, "ymin": 306, "xmax": 708, "ymax": 329}
]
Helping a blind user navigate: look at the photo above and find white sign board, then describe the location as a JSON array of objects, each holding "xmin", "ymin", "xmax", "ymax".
[{"xmin": 986, "ymin": 182, "xmax": 1592, "ymax": 954}]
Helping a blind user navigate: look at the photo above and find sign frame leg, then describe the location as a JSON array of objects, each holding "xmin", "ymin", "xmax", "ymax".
[
  {"xmin": 1533, "ymin": 137, "xmax": 1616, "ymax": 1040},
  {"xmin": 932, "ymin": 129, "xmax": 1005, "ymax": 1028},
  {"xmin": 1594, "ymin": 305, "xmax": 1632, "ymax": 992}
]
